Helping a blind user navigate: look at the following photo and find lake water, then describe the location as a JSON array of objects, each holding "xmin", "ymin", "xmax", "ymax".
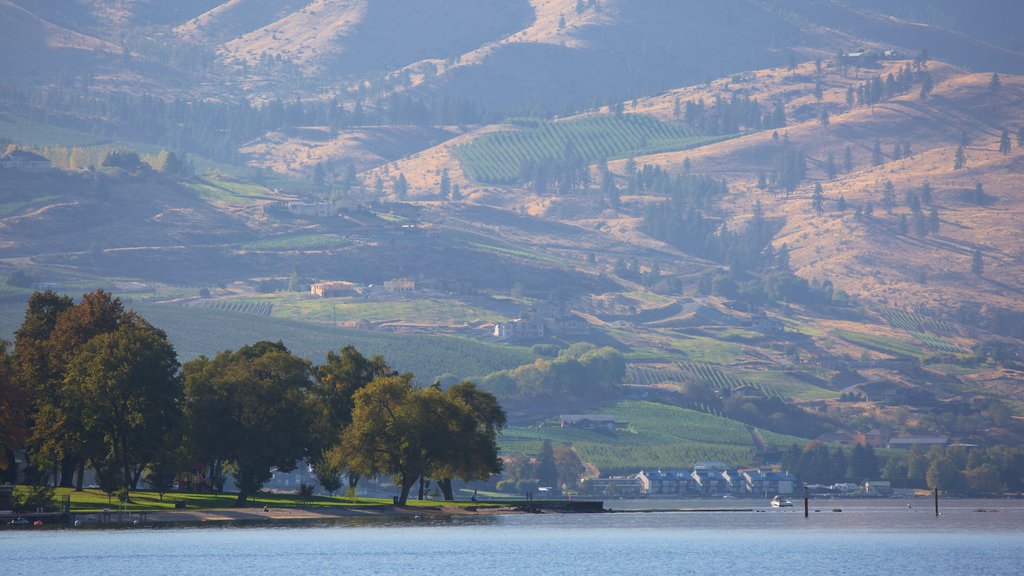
[{"xmin": 4, "ymin": 499, "xmax": 1023, "ymax": 576}]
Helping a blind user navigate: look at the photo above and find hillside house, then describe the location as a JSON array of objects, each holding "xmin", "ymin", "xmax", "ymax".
[
  {"xmin": 288, "ymin": 201, "xmax": 333, "ymax": 217},
  {"xmin": 494, "ymin": 317, "xmax": 545, "ymax": 339},
  {"xmin": 887, "ymin": 436, "xmax": 948, "ymax": 450},
  {"xmin": 310, "ymin": 281, "xmax": 361, "ymax": 298},
  {"xmin": 0, "ymin": 150, "xmax": 52, "ymax": 172},
  {"xmin": 637, "ymin": 469, "xmax": 697, "ymax": 495},
  {"xmin": 383, "ymin": 278, "xmax": 416, "ymax": 293},
  {"xmin": 691, "ymin": 462, "xmax": 731, "ymax": 495}
]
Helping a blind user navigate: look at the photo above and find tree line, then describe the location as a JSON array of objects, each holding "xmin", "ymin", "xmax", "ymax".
[
  {"xmin": 0, "ymin": 290, "xmax": 506, "ymax": 506},
  {"xmin": 780, "ymin": 441, "xmax": 1024, "ymax": 495}
]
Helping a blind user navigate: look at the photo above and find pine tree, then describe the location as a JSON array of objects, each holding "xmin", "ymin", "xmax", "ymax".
[
  {"xmin": 825, "ymin": 152, "xmax": 836, "ymax": 180},
  {"xmin": 846, "ymin": 86, "xmax": 855, "ymax": 109},
  {"xmin": 898, "ymin": 214, "xmax": 909, "ymax": 235},
  {"xmin": 836, "ymin": 194, "xmax": 847, "ymax": 212},
  {"xmin": 989, "ymin": 72, "xmax": 1001, "ymax": 94},
  {"xmin": 1018, "ymin": 126, "xmax": 1024, "ymax": 149},
  {"xmin": 971, "ymin": 249, "xmax": 983, "ymax": 276},
  {"xmin": 819, "ymin": 108, "xmax": 830, "ymax": 126},
  {"xmin": 812, "ymin": 183, "xmax": 824, "ymax": 216},
  {"xmin": 929, "ymin": 206, "xmax": 940, "ymax": 233},
  {"xmin": 393, "ymin": 172, "xmax": 408, "ymax": 199},
  {"xmin": 999, "ymin": 130, "xmax": 1012, "ymax": 154},
  {"xmin": 973, "ymin": 183, "xmax": 985, "ymax": 205},
  {"xmin": 920, "ymin": 182, "xmax": 933, "ymax": 204},
  {"xmin": 439, "ymin": 168, "xmax": 450, "ymax": 199},
  {"xmin": 882, "ymin": 180, "xmax": 896, "ymax": 214},
  {"xmin": 919, "ymin": 73, "xmax": 933, "ymax": 100},
  {"xmin": 954, "ymin": 144, "xmax": 966, "ymax": 170},
  {"xmin": 844, "ymin": 145, "xmax": 853, "ymax": 172},
  {"xmin": 872, "ymin": 139, "xmax": 884, "ymax": 166},
  {"xmin": 913, "ymin": 211, "xmax": 927, "ymax": 237}
]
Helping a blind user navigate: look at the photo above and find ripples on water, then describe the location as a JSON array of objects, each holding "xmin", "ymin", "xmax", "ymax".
[{"xmin": 5, "ymin": 499, "xmax": 1022, "ymax": 576}]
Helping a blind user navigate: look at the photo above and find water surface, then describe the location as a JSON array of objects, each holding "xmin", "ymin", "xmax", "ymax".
[{"xmin": 5, "ymin": 499, "xmax": 1022, "ymax": 576}]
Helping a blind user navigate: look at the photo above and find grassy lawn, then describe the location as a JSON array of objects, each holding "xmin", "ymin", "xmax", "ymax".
[
  {"xmin": 189, "ymin": 179, "xmax": 276, "ymax": 206},
  {"xmin": 20, "ymin": 487, "xmax": 489, "ymax": 513},
  {"xmin": 242, "ymin": 233, "xmax": 350, "ymax": 251},
  {"xmin": 833, "ymin": 329, "xmax": 926, "ymax": 359},
  {"xmin": 0, "ymin": 194, "xmax": 60, "ymax": 217},
  {"xmin": 266, "ymin": 294, "xmax": 508, "ymax": 325},
  {"xmin": 665, "ymin": 333, "xmax": 745, "ymax": 364}
]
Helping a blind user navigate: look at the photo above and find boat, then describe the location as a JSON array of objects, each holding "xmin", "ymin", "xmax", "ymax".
[{"xmin": 770, "ymin": 495, "xmax": 793, "ymax": 508}]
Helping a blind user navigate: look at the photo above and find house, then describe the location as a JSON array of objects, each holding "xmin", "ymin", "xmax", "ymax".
[
  {"xmin": 0, "ymin": 150, "xmax": 52, "ymax": 172},
  {"xmin": 749, "ymin": 313, "xmax": 784, "ymax": 333},
  {"xmin": 552, "ymin": 314, "xmax": 591, "ymax": 336},
  {"xmin": 637, "ymin": 469, "xmax": 697, "ymax": 495},
  {"xmin": 310, "ymin": 281, "xmax": 361, "ymax": 298},
  {"xmin": 863, "ymin": 480, "xmax": 892, "ymax": 496},
  {"xmin": 559, "ymin": 414, "xmax": 618, "ymax": 430},
  {"xmin": 691, "ymin": 462, "xmax": 731, "ymax": 495},
  {"xmin": 494, "ymin": 317, "xmax": 545, "ymax": 339},
  {"xmin": 741, "ymin": 468, "xmax": 798, "ymax": 496},
  {"xmin": 585, "ymin": 476, "xmax": 643, "ymax": 497},
  {"xmin": 862, "ymin": 429, "xmax": 889, "ymax": 448},
  {"xmin": 887, "ymin": 436, "xmax": 948, "ymax": 450},
  {"xmin": 288, "ymin": 201, "xmax": 333, "ymax": 217},
  {"xmin": 815, "ymin": 430, "xmax": 860, "ymax": 446},
  {"xmin": 721, "ymin": 469, "xmax": 748, "ymax": 495},
  {"xmin": 383, "ymin": 278, "xmax": 416, "ymax": 293}
]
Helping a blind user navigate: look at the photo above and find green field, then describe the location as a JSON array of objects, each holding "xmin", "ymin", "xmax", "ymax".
[
  {"xmin": 0, "ymin": 298, "xmax": 533, "ymax": 382},
  {"xmin": 0, "ymin": 112, "xmax": 112, "ymax": 147},
  {"xmin": 189, "ymin": 178, "xmax": 276, "ymax": 206},
  {"xmin": 500, "ymin": 401, "xmax": 807, "ymax": 473},
  {"xmin": 242, "ymin": 233, "xmax": 350, "ymax": 251},
  {"xmin": 834, "ymin": 329, "xmax": 926, "ymax": 359},
  {"xmin": 266, "ymin": 294, "xmax": 508, "ymax": 325},
  {"xmin": 453, "ymin": 114, "xmax": 724, "ymax": 184}
]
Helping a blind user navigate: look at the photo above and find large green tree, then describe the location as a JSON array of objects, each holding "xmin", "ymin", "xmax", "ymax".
[
  {"xmin": 64, "ymin": 323, "xmax": 181, "ymax": 499},
  {"xmin": 183, "ymin": 341, "xmax": 314, "ymax": 505},
  {"xmin": 17, "ymin": 290, "xmax": 133, "ymax": 488},
  {"xmin": 0, "ymin": 341, "xmax": 28, "ymax": 477},
  {"xmin": 433, "ymin": 381, "xmax": 506, "ymax": 500}
]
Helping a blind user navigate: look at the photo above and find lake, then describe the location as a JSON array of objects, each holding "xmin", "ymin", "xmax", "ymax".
[{"xmin": 4, "ymin": 499, "xmax": 1022, "ymax": 576}]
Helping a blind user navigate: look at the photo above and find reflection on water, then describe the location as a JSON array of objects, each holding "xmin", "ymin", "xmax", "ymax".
[{"xmin": 3, "ymin": 499, "xmax": 1022, "ymax": 576}]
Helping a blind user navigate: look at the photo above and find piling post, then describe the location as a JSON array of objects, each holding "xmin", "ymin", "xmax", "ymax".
[
  {"xmin": 803, "ymin": 486, "xmax": 809, "ymax": 518},
  {"xmin": 933, "ymin": 487, "xmax": 939, "ymax": 517}
]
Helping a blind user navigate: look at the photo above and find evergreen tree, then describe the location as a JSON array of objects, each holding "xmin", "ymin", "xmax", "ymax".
[
  {"xmin": 824, "ymin": 152, "xmax": 836, "ymax": 180},
  {"xmin": 882, "ymin": 180, "xmax": 896, "ymax": 214},
  {"xmin": 929, "ymin": 206, "xmax": 940, "ymax": 233},
  {"xmin": 819, "ymin": 109, "xmax": 830, "ymax": 126},
  {"xmin": 919, "ymin": 72, "xmax": 933, "ymax": 100},
  {"xmin": 902, "ymin": 142, "xmax": 912, "ymax": 158},
  {"xmin": 973, "ymin": 183, "xmax": 985, "ymax": 205},
  {"xmin": 393, "ymin": 173, "xmax": 409, "ymax": 199},
  {"xmin": 1018, "ymin": 126, "xmax": 1024, "ymax": 149},
  {"xmin": 971, "ymin": 249, "xmax": 983, "ymax": 276},
  {"xmin": 450, "ymin": 182, "xmax": 461, "ymax": 202},
  {"xmin": 844, "ymin": 145, "xmax": 853, "ymax": 172},
  {"xmin": 898, "ymin": 214, "xmax": 909, "ymax": 235},
  {"xmin": 913, "ymin": 211, "xmax": 928, "ymax": 237},
  {"xmin": 999, "ymin": 130, "xmax": 1012, "ymax": 154},
  {"xmin": 836, "ymin": 195, "xmax": 847, "ymax": 212},
  {"xmin": 439, "ymin": 168, "xmax": 450, "ymax": 199},
  {"xmin": 920, "ymin": 182, "xmax": 933, "ymax": 204},
  {"xmin": 872, "ymin": 139, "xmax": 884, "ymax": 166},
  {"xmin": 845, "ymin": 86, "xmax": 855, "ymax": 109},
  {"xmin": 989, "ymin": 72, "xmax": 1001, "ymax": 94},
  {"xmin": 536, "ymin": 440, "xmax": 558, "ymax": 488},
  {"xmin": 954, "ymin": 144, "xmax": 966, "ymax": 170},
  {"xmin": 812, "ymin": 183, "xmax": 824, "ymax": 216}
]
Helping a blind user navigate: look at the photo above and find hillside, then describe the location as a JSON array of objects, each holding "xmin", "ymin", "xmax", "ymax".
[{"xmin": 2, "ymin": 2, "xmax": 1024, "ymax": 475}]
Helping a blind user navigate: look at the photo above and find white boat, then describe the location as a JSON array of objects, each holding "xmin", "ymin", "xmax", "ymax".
[{"xmin": 770, "ymin": 495, "xmax": 793, "ymax": 508}]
